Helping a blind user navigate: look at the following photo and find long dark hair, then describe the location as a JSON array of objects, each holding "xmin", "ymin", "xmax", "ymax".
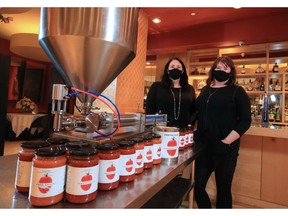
[
  {"xmin": 161, "ymin": 57, "xmax": 189, "ymax": 87},
  {"xmin": 206, "ymin": 56, "xmax": 237, "ymax": 86}
]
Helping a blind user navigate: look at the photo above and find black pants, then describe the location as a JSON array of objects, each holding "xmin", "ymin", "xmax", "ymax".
[{"xmin": 194, "ymin": 144, "xmax": 239, "ymax": 208}]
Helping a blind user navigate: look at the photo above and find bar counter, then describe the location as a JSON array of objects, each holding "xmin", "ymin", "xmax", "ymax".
[
  {"xmin": 0, "ymin": 146, "xmax": 202, "ymax": 208},
  {"xmin": 246, "ymin": 124, "xmax": 288, "ymax": 139}
]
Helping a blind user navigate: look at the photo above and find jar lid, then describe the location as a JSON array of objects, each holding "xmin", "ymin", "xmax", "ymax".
[
  {"xmin": 46, "ymin": 137, "xmax": 69, "ymax": 145},
  {"xmin": 119, "ymin": 140, "xmax": 135, "ymax": 147},
  {"xmin": 69, "ymin": 146, "xmax": 98, "ymax": 156},
  {"xmin": 152, "ymin": 134, "xmax": 161, "ymax": 139},
  {"xmin": 65, "ymin": 140, "xmax": 90, "ymax": 149},
  {"xmin": 96, "ymin": 142, "xmax": 119, "ymax": 150},
  {"xmin": 35, "ymin": 146, "xmax": 66, "ymax": 157},
  {"xmin": 130, "ymin": 137, "xmax": 144, "ymax": 143},
  {"xmin": 142, "ymin": 135, "xmax": 153, "ymax": 140},
  {"xmin": 21, "ymin": 141, "xmax": 50, "ymax": 149}
]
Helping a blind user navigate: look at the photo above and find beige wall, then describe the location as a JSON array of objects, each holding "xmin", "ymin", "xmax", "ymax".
[{"xmin": 116, "ymin": 9, "xmax": 148, "ymax": 114}]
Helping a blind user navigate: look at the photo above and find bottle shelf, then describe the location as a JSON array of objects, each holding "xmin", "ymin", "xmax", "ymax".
[{"xmin": 187, "ymin": 41, "xmax": 288, "ymax": 125}]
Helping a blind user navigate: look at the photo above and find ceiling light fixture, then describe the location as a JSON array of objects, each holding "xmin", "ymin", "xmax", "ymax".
[
  {"xmin": 191, "ymin": 12, "xmax": 196, "ymax": 16},
  {"xmin": 152, "ymin": 18, "xmax": 161, "ymax": 24}
]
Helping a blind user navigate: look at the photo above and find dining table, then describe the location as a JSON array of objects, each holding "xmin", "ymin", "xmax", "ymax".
[{"xmin": 6, "ymin": 113, "xmax": 47, "ymax": 138}]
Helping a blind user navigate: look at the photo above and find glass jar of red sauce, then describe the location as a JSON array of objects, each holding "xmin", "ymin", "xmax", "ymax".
[
  {"xmin": 184, "ymin": 127, "xmax": 189, "ymax": 149},
  {"xmin": 15, "ymin": 141, "xmax": 50, "ymax": 193},
  {"xmin": 130, "ymin": 137, "xmax": 145, "ymax": 175},
  {"xmin": 142, "ymin": 135, "xmax": 154, "ymax": 169},
  {"xmin": 96, "ymin": 143, "xmax": 120, "ymax": 191},
  {"xmin": 46, "ymin": 137, "xmax": 69, "ymax": 148},
  {"xmin": 118, "ymin": 140, "xmax": 136, "ymax": 183},
  {"xmin": 29, "ymin": 146, "xmax": 67, "ymax": 207},
  {"xmin": 187, "ymin": 124, "xmax": 194, "ymax": 147},
  {"xmin": 179, "ymin": 128, "xmax": 186, "ymax": 151},
  {"xmin": 152, "ymin": 134, "xmax": 162, "ymax": 165},
  {"xmin": 65, "ymin": 146, "xmax": 99, "ymax": 204}
]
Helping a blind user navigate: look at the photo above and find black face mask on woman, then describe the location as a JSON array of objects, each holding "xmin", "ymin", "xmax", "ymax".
[
  {"xmin": 168, "ymin": 68, "xmax": 183, "ymax": 80},
  {"xmin": 212, "ymin": 70, "xmax": 231, "ymax": 82}
]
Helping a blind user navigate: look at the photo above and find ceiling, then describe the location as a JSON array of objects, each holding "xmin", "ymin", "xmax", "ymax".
[
  {"xmin": 1, "ymin": 7, "xmax": 288, "ymax": 61},
  {"xmin": 143, "ymin": 7, "xmax": 288, "ymax": 35}
]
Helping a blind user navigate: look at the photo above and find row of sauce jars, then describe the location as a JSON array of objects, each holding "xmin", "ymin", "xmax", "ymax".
[
  {"xmin": 15, "ymin": 139, "xmax": 99, "ymax": 207},
  {"xmin": 14, "ymin": 132, "xmax": 191, "ymax": 207},
  {"xmin": 179, "ymin": 126, "xmax": 194, "ymax": 151}
]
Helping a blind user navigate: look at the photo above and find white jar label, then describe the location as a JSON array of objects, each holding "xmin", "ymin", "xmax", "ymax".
[
  {"xmin": 189, "ymin": 132, "xmax": 194, "ymax": 144},
  {"xmin": 158, "ymin": 131, "xmax": 179, "ymax": 159},
  {"xmin": 185, "ymin": 134, "xmax": 189, "ymax": 146},
  {"xmin": 98, "ymin": 159, "xmax": 119, "ymax": 183},
  {"xmin": 143, "ymin": 145, "xmax": 153, "ymax": 163},
  {"xmin": 179, "ymin": 134, "xmax": 186, "ymax": 148},
  {"xmin": 15, "ymin": 160, "xmax": 32, "ymax": 188},
  {"xmin": 135, "ymin": 149, "xmax": 144, "ymax": 168},
  {"xmin": 29, "ymin": 165, "xmax": 66, "ymax": 197},
  {"xmin": 119, "ymin": 153, "xmax": 136, "ymax": 176},
  {"xmin": 153, "ymin": 143, "xmax": 161, "ymax": 160},
  {"xmin": 66, "ymin": 165, "xmax": 99, "ymax": 195}
]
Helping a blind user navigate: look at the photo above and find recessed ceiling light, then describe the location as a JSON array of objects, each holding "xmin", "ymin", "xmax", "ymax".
[
  {"xmin": 191, "ymin": 12, "xmax": 196, "ymax": 16},
  {"xmin": 152, "ymin": 18, "xmax": 161, "ymax": 23}
]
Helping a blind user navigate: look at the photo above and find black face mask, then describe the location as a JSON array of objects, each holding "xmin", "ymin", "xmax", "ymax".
[
  {"xmin": 168, "ymin": 68, "xmax": 183, "ymax": 80},
  {"xmin": 212, "ymin": 70, "xmax": 231, "ymax": 82}
]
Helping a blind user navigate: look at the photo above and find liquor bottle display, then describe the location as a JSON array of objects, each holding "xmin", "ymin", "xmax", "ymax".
[{"xmin": 187, "ymin": 41, "xmax": 288, "ymax": 126}]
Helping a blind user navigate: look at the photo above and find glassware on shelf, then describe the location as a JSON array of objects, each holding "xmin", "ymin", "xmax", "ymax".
[
  {"xmin": 197, "ymin": 79, "xmax": 206, "ymax": 90},
  {"xmin": 241, "ymin": 65, "xmax": 246, "ymax": 74},
  {"xmin": 285, "ymin": 63, "xmax": 288, "ymax": 72},
  {"xmin": 255, "ymin": 64, "xmax": 265, "ymax": 73},
  {"xmin": 259, "ymin": 78, "xmax": 265, "ymax": 91},
  {"xmin": 274, "ymin": 79, "xmax": 281, "ymax": 91},
  {"xmin": 285, "ymin": 80, "xmax": 288, "ymax": 91},
  {"xmin": 246, "ymin": 79, "xmax": 253, "ymax": 91},
  {"xmin": 253, "ymin": 79, "xmax": 260, "ymax": 91},
  {"xmin": 269, "ymin": 79, "xmax": 274, "ymax": 91},
  {"xmin": 200, "ymin": 67, "xmax": 208, "ymax": 75},
  {"xmin": 272, "ymin": 62, "xmax": 279, "ymax": 73},
  {"xmin": 190, "ymin": 67, "xmax": 199, "ymax": 75}
]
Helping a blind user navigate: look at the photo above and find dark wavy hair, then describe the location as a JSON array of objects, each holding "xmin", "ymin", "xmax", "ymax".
[
  {"xmin": 161, "ymin": 57, "xmax": 189, "ymax": 87},
  {"xmin": 206, "ymin": 56, "xmax": 237, "ymax": 86}
]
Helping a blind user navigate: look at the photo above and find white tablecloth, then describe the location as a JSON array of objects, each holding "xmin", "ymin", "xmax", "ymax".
[{"xmin": 6, "ymin": 113, "xmax": 47, "ymax": 137}]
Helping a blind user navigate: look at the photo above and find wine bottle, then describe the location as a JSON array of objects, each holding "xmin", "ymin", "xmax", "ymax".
[
  {"xmin": 262, "ymin": 91, "xmax": 269, "ymax": 125},
  {"xmin": 241, "ymin": 65, "xmax": 246, "ymax": 74},
  {"xmin": 272, "ymin": 62, "xmax": 279, "ymax": 73},
  {"xmin": 269, "ymin": 78, "xmax": 274, "ymax": 91},
  {"xmin": 259, "ymin": 78, "xmax": 265, "ymax": 91}
]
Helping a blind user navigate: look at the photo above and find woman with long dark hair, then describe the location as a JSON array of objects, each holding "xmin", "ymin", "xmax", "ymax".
[
  {"xmin": 145, "ymin": 57, "xmax": 197, "ymax": 129},
  {"xmin": 194, "ymin": 56, "xmax": 251, "ymax": 208}
]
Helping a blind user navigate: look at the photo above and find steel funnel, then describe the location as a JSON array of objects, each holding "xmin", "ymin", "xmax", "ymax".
[{"xmin": 39, "ymin": 7, "xmax": 139, "ymax": 105}]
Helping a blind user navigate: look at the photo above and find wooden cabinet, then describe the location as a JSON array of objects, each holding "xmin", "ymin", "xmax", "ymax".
[
  {"xmin": 187, "ymin": 41, "xmax": 288, "ymax": 126},
  {"xmin": 205, "ymin": 134, "xmax": 288, "ymax": 208},
  {"xmin": 262, "ymin": 137, "xmax": 288, "ymax": 206}
]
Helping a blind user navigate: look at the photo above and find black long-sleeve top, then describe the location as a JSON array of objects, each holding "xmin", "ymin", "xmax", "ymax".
[
  {"xmin": 194, "ymin": 85, "xmax": 251, "ymax": 145},
  {"xmin": 145, "ymin": 82, "xmax": 197, "ymax": 128}
]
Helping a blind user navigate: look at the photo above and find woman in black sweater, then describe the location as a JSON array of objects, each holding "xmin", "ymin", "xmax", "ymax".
[
  {"xmin": 194, "ymin": 56, "xmax": 251, "ymax": 208},
  {"xmin": 145, "ymin": 57, "xmax": 197, "ymax": 129}
]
